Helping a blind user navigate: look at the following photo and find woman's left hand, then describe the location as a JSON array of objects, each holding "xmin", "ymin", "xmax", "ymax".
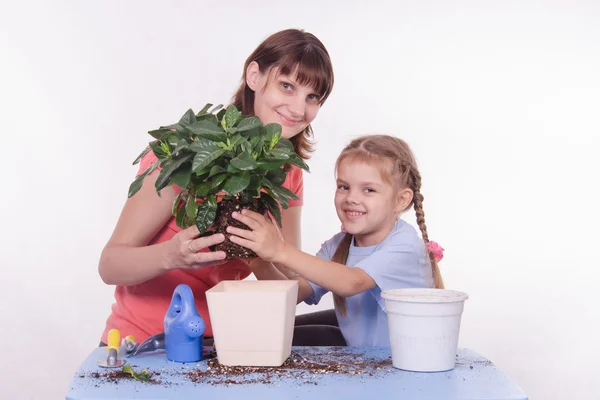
[{"xmin": 227, "ymin": 209, "xmax": 286, "ymax": 263}]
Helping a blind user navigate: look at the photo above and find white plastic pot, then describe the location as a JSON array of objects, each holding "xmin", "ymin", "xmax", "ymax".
[
  {"xmin": 206, "ymin": 280, "xmax": 298, "ymax": 367},
  {"xmin": 381, "ymin": 288, "xmax": 469, "ymax": 372}
]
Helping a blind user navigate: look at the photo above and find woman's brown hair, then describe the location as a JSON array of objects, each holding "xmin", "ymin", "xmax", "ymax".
[
  {"xmin": 331, "ymin": 135, "xmax": 444, "ymax": 316},
  {"xmin": 230, "ymin": 29, "xmax": 334, "ymax": 160}
]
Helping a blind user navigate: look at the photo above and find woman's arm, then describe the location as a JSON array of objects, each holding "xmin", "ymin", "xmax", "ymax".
[
  {"xmin": 98, "ymin": 169, "xmax": 227, "ymax": 286},
  {"xmin": 228, "ymin": 210, "xmax": 376, "ymax": 297}
]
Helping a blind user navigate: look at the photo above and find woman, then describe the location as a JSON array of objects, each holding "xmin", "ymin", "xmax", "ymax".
[{"xmin": 98, "ymin": 28, "xmax": 340, "ymax": 346}]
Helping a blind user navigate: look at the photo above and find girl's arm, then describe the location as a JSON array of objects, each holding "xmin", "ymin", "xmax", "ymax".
[
  {"xmin": 98, "ymin": 169, "xmax": 227, "ymax": 286},
  {"xmin": 228, "ymin": 210, "xmax": 376, "ymax": 298}
]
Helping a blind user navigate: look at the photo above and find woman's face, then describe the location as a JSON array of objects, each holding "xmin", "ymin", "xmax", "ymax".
[{"xmin": 246, "ymin": 62, "xmax": 322, "ymax": 139}]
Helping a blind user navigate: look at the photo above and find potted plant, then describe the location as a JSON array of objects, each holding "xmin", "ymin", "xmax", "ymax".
[{"xmin": 128, "ymin": 103, "xmax": 309, "ymax": 259}]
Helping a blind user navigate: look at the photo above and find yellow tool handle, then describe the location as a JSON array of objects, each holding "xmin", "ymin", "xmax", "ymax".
[{"xmin": 107, "ymin": 329, "xmax": 121, "ymax": 352}]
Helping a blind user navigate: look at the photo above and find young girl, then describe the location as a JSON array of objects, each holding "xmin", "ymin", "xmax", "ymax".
[
  {"xmin": 97, "ymin": 28, "xmax": 334, "ymax": 346},
  {"xmin": 228, "ymin": 134, "xmax": 445, "ymax": 346}
]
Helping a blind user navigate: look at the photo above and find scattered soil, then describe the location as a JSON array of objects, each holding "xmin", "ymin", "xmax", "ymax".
[
  {"xmin": 185, "ymin": 350, "xmax": 393, "ymax": 385},
  {"xmin": 82, "ymin": 350, "xmax": 393, "ymax": 387},
  {"xmin": 83, "ymin": 370, "xmax": 161, "ymax": 385},
  {"xmin": 213, "ymin": 198, "xmax": 266, "ymax": 259},
  {"xmin": 456, "ymin": 359, "xmax": 493, "ymax": 368}
]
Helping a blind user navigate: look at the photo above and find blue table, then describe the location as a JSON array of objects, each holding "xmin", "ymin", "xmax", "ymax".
[{"xmin": 66, "ymin": 347, "xmax": 527, "ymax": 399}]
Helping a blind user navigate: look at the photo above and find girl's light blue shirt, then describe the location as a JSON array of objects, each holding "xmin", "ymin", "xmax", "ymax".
[{"xmin": 305, "ymin": 219, "xmax": 434, "ymax": 346}]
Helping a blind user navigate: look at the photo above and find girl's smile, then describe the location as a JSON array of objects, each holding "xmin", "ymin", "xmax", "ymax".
[{"xmin": 335, "ymin": 160, "xmax": 401, "ymax": 247}]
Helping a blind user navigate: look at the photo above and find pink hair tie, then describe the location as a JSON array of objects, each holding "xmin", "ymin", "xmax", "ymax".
[{"xmin": 427, "ymin": 241, "xmax": 445, "ymax": 262}]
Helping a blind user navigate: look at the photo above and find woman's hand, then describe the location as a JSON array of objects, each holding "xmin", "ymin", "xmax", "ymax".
[
  {"xmin": 227, "ymin": 209, "xmax": 286, "ymax": 263},
  {"xmin": 165, "ymin": 225, "xmax": 228, "ymax": 271}
]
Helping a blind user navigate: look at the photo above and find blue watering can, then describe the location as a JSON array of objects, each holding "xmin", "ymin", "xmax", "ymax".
[
  {"xmin": 128, "ymin": 284, "xmax": 207, "ymax": 363},
  {"xmin": 164, "ymin": 284, "xmax": 206, "ymax": 363}
]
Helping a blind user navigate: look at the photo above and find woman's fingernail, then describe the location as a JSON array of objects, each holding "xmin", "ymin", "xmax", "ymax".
[
  {"xmin": 232, "ymin": 212, "xmax": 239, "ymax": 217},
  {"xmin": 241, "ymin": 209, "xmax": 248, "ymax": 214}
]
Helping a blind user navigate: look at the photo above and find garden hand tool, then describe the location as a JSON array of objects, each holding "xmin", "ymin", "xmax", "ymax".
[{"xmin": 98, "ymin": 328, "xmax": 125, "ymax": 368}]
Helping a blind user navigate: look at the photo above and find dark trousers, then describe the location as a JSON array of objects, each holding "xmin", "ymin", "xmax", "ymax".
[{"xmin": 292, "ymin": 309, "xmax": 346, "ymax": 346}]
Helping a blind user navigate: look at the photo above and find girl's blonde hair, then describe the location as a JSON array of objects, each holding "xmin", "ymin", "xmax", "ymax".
[{"xmin": 331, "ymin": 134, "xmax": 444, "ymax": 316}]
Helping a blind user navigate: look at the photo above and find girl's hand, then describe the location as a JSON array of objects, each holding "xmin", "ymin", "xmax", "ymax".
[
  {"xmin": 227, "ymin": 209, "xmax": 285, "ymax": 263},
  {"xmin": 166, "ymin": 225, "xmax": 227, "ymax": 270}
]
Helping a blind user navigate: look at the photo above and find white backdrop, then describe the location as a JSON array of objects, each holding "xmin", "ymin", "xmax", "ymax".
[{"xmin": 1, "ymin": 1, "xmax": 598, "ymax": 399}]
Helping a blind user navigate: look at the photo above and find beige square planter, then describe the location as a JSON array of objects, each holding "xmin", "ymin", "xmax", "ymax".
[{"xmin": 206, "ymin": 280, "xmax": 299, "ymax": 367}]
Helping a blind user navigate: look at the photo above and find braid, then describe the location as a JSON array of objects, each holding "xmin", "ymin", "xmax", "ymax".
[
  {"xmin": 411, "ymin": 169, "xmax": 429, "ymax": 242},
  {"xmin": 411, "ymin": 168, "xmax": 444, "ymax": 289}
]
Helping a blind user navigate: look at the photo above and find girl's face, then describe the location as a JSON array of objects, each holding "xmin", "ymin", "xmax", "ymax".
[
  {"xmin": 246, "ymin": 62, "xmax": 322, "ymax": 139},
  {"xmin": 334, "ymin": 160, "xmax": 412, "ymax": 247}
]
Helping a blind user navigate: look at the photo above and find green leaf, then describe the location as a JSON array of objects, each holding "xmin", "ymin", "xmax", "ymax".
[
  {"xmin": 227, "ymin": 163, "xmax": 241, "ymax": 174},
  {"xmin": 261, "ymin": 177, "xmax": 274, "ymax": 190},
  {"xmin": 261, "ymin": 192, "xmax": 282, "ymax": 227},
  {"xmin": 149, "ymin": 140, "xmax": 170, "ymax": 160},
  {"xmin": 133, "ymin": 146, "xmax": 152, "ymax": 165},
  {"xmin": 155, "ymin": 153, "xmax": 193, "ymax": 193},
  {"xmin": 167, "ymin": 133, "xmax": 181, "ymax": 146},
  {"xmin": 196, "ymin": 103, "xmax": 213, "ymax": 116},
  {"xmin": 222, "ymin": 172, "xmax": 250, "ymax": 194},
  {"xmin": 172, "ymin": 139, "xmax": 190, "ymax": 155},
  {"xmin": 128, "ymin": 161, "xmax": 160, "ymax": 198},
  {"xmin": 229, "ymin": 134, "xmax": 248, "ymax": 148},
  {"xmin": 236, "ymin": 116, "xmax": 262, "ymax": 132},
  {"xmin": 241, "ymin": 140, "xmax": 253, "ymax": 155},
  {"xmin": 270, "ymin": 149, "xmax": 290, "ymax": 160},
  {"xmin": 263, "ymin": 123, "xmax": 282, "ymax": 150},
  {"xmin": 271, "ymin": 185, "xmax": 300, "ymax": 207},
  {"xmin": 222, "ymin": 105, "xmax": 242, "ymax": 129},
  {"xmin": 186, "ymin": 120, "xmax": 227, "ymax": 143},
  {"xmin": 148, "ymin": 128, "xmax": 172, "ymax": 140},
  {"xmin": 122, "ymin": 363, "xmax": 151, "ymax": 382},
  {"xmin": 230, "ymin": 151, "xmax": 258, "ymax": 170},
  {"xmin": 178, "ymin": 109, "xmax": 196, "ymax": 127},
  {"xmin": 288, "ymin": 154, "xmax": 310, "ymax": 172},
  {"xmin": 274, "ymin": 138, "xmax": 294, "ymax": 151},
  {"xmin": 170, "ymin": 164, "xmax": 191, "ymax": 189},
  {"xmin": 211, "ymin": 173, "xmax": 228, "ymax": 189},
  {"xmin": 257, "ymin": 158, "xmax": 287, "ymax": 170},
  {"xmin": 176, "ymin": 202, "xmax": 188, "ymax": 228},
  {"xmin": 172, "ymin": 191, "xmax": 186, "ymax": 216},
  {"xmin": 248, "ymin": 175, "xmax": 263, "ymax": 191},
  {"xmin": 186, "ymin": 195, "xmax": 199, "ymax": 220},
  {"xmin": 195, "ymin": 113, "xmax": 219, "ymax": 125},
  {"xmin": 190, "ymin": 139, "xmax": 225, "ymax": 173},
  {"xmin": 266, "ymin": 168, "xmax": 286, "ymax": 185},
  {"xmin": 208, "ymin": 165, "xmax": 226, "ymax": 177},
  {"xmin": 210, "ymin": 104, "xmax": 224, "ymax": 114},
  {"xmin": 195, "ymin": 183, "xmax": 212, "ymax": 197},
  {"xmin": 249, "ymin": 134, "xmax": 264, "ymax": 152},
  {"xmin": 216, "ymin": 108, "xmax": 226, "ymax": 121},
  {"xmin": 195, "ymin": 195, "xmax": 217, "ymax": 234},
  {"xmin": 268, "ymin": 188, "xmax": 288, "ymax": 209}
]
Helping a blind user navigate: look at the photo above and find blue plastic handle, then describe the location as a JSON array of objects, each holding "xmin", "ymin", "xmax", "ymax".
[{"xmin": 164, "ymin": 284, "xmax": 205, "ymax": 363}]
